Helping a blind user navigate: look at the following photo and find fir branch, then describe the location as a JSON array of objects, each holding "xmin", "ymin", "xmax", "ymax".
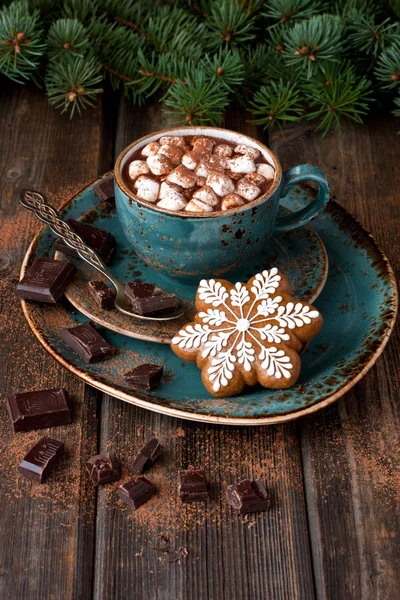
[
  {"xmin": 262, "ymin": 0, "xmax": 325, "ymax": 25},
  {"xmin": 249, "ymin": 79, "xmax": 304, "ymax": 130},
  {"xmin": 304, "ymin": 61, "xmax": 373, "ymax": 135},
  {"xmin": 62, "ymin": 0, "xmax": 98, "ymax": 23},
  {"xmin": 47, "ymin": 18, "xmax": 89, "ymax": 60},
  {"xmin": 205, "ymin": 0, "xmax": 258, "ymax": 48},
  {"xmin": 347, "ymin": 14, "xmax": 399, "ymax": 57},
  {"xmin": 162, "ymin": 72, "xmax": 230, "ymax": 125},
  {"xmin": 201, "ymin": 48, "xmax": 245, "ymax": 91},
  {"xmin": 0, "ymin": 0, "xmax": 45, "ymax": 84},
  {"xmin": 281, "ymin": 15, "xmax": 344, "ymax": 78},
  {"xmin": 45, "ymin": 54, "xmax": 103, "ymax": 117},
  {"xmin": 375, "ymin": 41, "xmax": 400, "ymax": 88}
]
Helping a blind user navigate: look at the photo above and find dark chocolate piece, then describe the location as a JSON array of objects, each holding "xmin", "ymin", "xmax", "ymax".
[
  {"xmin": 226, "ymin": 478, "xmax": 270, "ymax": 514},
  {"xmin": 7, "ymin": 388, "xmax": 71, "ymax": 432},
  {"xmin": 118, "ymin": 476, "xmax": 157, "ymax": 509},
  {"xmin": 18, "ymin": 437, "xmax": 64, "ymax": 483},
  {"xmin": 88, "ymin": 280, "xmax": 116, "ymax": 310},
  {"xmin": 132, "ymin": 438, "xmax": 163, "ymax": 474},
  {"xmin": 86, "ymin": 452, "xmax": 120, "ymax": 486},
  {"xmin": 93, "ymin": 173, "xmax": 115, "ymax": 201},
  {"xmin": 123, "ymin": 364, "xmax": 164, "ymax": 391},
  {"xmin": 60, "ymin": 321, "xmax": 116, "ymax": 363},
  {"xmin": 125, "ymin": 282, "xmax": 177, "ymax": 316},
  {"xmin": 178, "ymin": 469, "xmax": 209, "ymax": 503},
  {"xmin": 16, "ymin": 257, "xmax": 76, "ymax": 303},
  {"xmin": 54, "ymin": 219, "xmax": 116, "ymax": 264}
]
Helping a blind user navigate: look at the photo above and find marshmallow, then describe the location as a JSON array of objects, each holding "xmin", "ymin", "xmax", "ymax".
[
  {"xmin": 236, "ymin": 179, "xmax": 261, "ymax": 201},
  {"xmin": 192, "ymin": 137, "xmax": 214, "ymax": 156},
  {"xmin": 146, "ymin": 154, "xmax": 173, "ymax": 176},
  {"xmin": 128, "ymin": 160, "xmax": 150, "ymax": 180},
  {"xmin": 182, "ymin": 151, "xmax": 200, "ymax": 170},
  {"xmin": 228, "ymin": 155, "xmax": 256, "ymax": 173},
  {"xmin": 157, "ymin": 191, "xmax": 187, "ymax": 211},
  {"xmin": 257, "ymin": 163, "xmax": 275, "ymax": 180},
  {"xmin": 196, "ymin": 176, "xmax": 207, "ymax": 187},
  {"xmin": 209, "ymin": 155, "xmax": 228, "ymax": 169},
  {"xmin": 192, "ymin": 185, "xmax": 219, "ymax": 207},
  {"xmin": 141, "ymin": 142, "xmax": 160, "ymax": 157},
  {"xmin": 207, "ymin": 173, "xmax": 235, "ymax": 197},
  {"xmin": 234, "ymin": 144, "xmax": 260, "ymax": 160},
  {"xmin": 213, "ymin": 144, "xmax": 233, "ymax": 158},
  {"xmin": 167, "ymin": 165, "xmax": 197, "ymax": 188},
  {"xmin": 134, "ymin": 176, "xmax": 160, "ymax": 203},
  {"xmin": 194, "ymin": 161, "xmax": 211, "ymax": 178},
  {"xmin": 221, "ymin": 194, "xmax": 245, "ymax": 211},
  {"xmin": 191, "ymin": 136, "xmax": 215, "ymax": 150},
  {"xmin": 159, "ymin": 180, "xmax": 182, "ymax": 199},
  {"xmin": 158, "ymin": 144, "xmax": 184, "ymax": 166},
  {"xmin": 243, "ymin": 172, "xmax": 266, "ymax": 186},
  {"xmin": 159, "ymin": 136, "xmax": 186, "ymax": 148},
  {"xmin": 185, "ymin": 199, "xmax": 214, "ymax": 213}
]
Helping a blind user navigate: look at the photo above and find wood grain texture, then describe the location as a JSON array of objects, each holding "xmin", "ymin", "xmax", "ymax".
[
  {"xmin": 0, "ymin": 83, "xmax": 399, "ymax": 600},
  {"xmin": 92, "ymin": 100, "xmax": 315, "ymax": 600},
  {"xmin": 0, "ymin": 84, "xmax": 102, "ymax": 600},
  {"xmin": 269, "ymin": 118, "xmax": 400, "ymax": 600}
]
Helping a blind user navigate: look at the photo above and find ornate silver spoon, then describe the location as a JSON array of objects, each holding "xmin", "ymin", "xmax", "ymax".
[{"xmin": 20, "ymin": 190, "xmax": 184, "ymax": 321}]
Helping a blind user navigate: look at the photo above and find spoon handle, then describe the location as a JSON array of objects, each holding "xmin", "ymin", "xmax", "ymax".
[{"xmin": 20, "ymin": 189, "xmax": 119, "ymax": 289}]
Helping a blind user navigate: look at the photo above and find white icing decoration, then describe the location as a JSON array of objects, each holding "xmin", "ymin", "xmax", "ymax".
[{"xmin": 171, "ymin": 268, "xmax": 320, "ymax": 388}]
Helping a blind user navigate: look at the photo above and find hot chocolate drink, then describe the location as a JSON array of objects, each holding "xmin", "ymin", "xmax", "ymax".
[{"xmin": 121, "ymin": 134, "xmax": 276, "ymax": 214}]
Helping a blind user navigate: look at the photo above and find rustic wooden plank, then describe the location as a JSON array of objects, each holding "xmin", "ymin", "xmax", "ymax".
[
  {"xmin": 269, "ymin": 117, "xmax": 400, "ymax": 599},
  {"xmin": 0, "ymin": 83, "xmax": 103, "ymax": 599},
  {"xmin": 92, "ymin": 100, "xmax": 316, "ymax": 600}
]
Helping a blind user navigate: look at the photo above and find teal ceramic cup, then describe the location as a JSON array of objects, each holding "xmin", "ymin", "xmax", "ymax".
[{"xmin": 114, "ymin": 127, "xmax": 329, "ymax": 280}]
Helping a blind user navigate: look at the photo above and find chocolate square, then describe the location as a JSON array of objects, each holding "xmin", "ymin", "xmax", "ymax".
[
  {"xmin": 118, "ymin": 476, "xmax": 157, "ymax": 509},
  {"xmin": 18, "ymin": 437, "xmax": 64, "ymax": 483},
  {"xmin": 60, "ymin": 321, "xmax": 116, "ymax": 363},
  {"xmin": 93, "ymin": 174, "xmax": 115, "ymax": 201},
  {"xmin": 132, "ymin": 438, "xmax": 163, "ymax": 474},
  {"xmin": 7, "ymin": 388, "xmax": 71, "ymax": 432},
  {"xmin": 88, "ymin": 280, "xmax": 116, "ymax": 310},
  {"xmin": 178, "ymin": 469, "xmax": 209, "ymax": 503},
  {"xmin": 16, "ymin": 257, "xmax": 76, "ymax": 303},
  {"xmin": 226, "ymin": 478, "xmax": 270, "ymax": 514},
  {"xmin": 54, "ymin": 219, "xmax": 116, "ymax": 264},
  {"xmin": 125, "ymin": 282, "xmax": 177, "ymax": 316},
  {"xmin": 123, "ymin": 364, "xmax": 163, "ymax": 390},
  {"xmin": 86, "ymin": 452, "xmax": 120, "ymax": 486}
]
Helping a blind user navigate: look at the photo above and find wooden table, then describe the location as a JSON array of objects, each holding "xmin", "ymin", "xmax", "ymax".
[{"xmin": 0, "ymin": 81, "xmax": 399, "ymax": 600}]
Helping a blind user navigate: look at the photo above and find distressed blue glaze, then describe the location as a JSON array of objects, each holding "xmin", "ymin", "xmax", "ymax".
[
  {"xmin": 114, "ymin": 164, "xmax": 329, "ymax": 280},
  {"xmin": 26, "ymin": 182, "xmax": 397, "ymax": 423}
]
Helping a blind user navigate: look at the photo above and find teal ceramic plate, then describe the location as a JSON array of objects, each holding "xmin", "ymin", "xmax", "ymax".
[
  {"xmin": 53, "ymin": 187, "xmax": 328, "ymax": 344},
  {"xmin": 20, "ymin": 180, "xmax": 397, "ymax": 425}
]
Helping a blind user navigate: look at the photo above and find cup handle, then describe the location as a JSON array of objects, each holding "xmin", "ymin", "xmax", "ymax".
[{"xmin": 273, "ymin": 164, "xmax": 329, "ymax": 235}]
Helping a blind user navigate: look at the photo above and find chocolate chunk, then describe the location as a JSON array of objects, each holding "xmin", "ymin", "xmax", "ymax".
[
  {"xmin": 16, "ymin": 257, "xmax": 76, "ymax": 303},
  {"xmin": 118, "ymin": 476, "xmax": 157, "ymax": 510},
  {"xmin": 88, "ymin": 280, "xmax": 116, "ymax": 310},
  {"xmin": 18, "ymin": 437, "xmax": 64, "ymax": 483},
  {"xmin": 93, "ymin": 173, "xmax": 115, "ymax": 201},
  {"xmin": 61, "ymin": 321, "xmax": 116, "ymax": 363},
  {"xmin": 86, "ymin": 452, "xmax": 120, "ymax": 486},
  {"xmin": 132, "ymin": 438, "xmax": 163, "ymax": 474},
  {"xmin": 178, "ymin": 469, "xmax": 209, "ymax": 503},
  {"xmin": 125, "ymin": 282, "xmax": 177, "ymax": 316},
  {"xmin": 226, "ymin": 478, "xmax": 270, "ymax": 514},
  {"xmin": 7, "ymin": 388, "xmax": 71, "ymax": 432},
  {"xmin": 54, "ymin": 219, "xmax": 116, "ymax": 264},
  {"xmin": 123, "ymin": 364, "xmax": 163, "ymax": 391}
]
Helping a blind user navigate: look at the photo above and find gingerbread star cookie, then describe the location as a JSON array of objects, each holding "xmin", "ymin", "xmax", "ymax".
[{"xmin": 171, "ymin": 268, "xmax": 323, "ymax": 397}]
